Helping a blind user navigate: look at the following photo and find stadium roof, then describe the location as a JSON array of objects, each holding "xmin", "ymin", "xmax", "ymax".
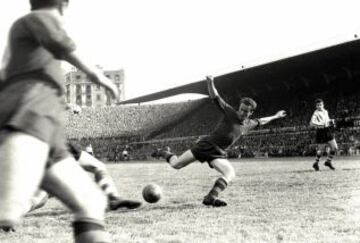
[{"xmin": 119, "ymin": 38, "xmax": 360, "ymax": 104}]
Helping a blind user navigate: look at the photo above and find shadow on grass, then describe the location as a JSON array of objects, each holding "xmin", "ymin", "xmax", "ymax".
[
  {"xmin": 245, "ymin": 167, "xmax": 360, "ymax": 177},
  {"xmin": 112, "ymin": 202, "xmax": 202, "ymax": 214},
  {"xmin": 25, "ymin": 209, "xmax": 69, "ymax": 218}
]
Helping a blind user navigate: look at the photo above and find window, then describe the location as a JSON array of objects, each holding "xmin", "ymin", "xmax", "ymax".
[
  {"xmin": 85, "ymin": 85, "xmax": 92, "ymax": 106},
  {"xmin": 96, "ymin": 94, "xmax": 101, "ymax": 101},
  {"xmin": 76, "ymin": 95, "xmax": 82, "ymax": 106},
  {"xmin": 76, "ymin": 85, "xmax": 81, "ymax": 95},
  {"xmin": 66, "ymin": 85, "xmax": 70, "ymax": 102},
  {"xmin": 86, "ymin": 85, "xmax": 91, "ymax": 95},
  {"xmin": 106, "ymin": 91, "xmax": 111, "ymax": 106}
]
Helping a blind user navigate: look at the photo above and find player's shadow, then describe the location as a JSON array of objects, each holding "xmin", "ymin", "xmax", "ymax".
[
  {"xmin": 113, "ymin": 202, "xmax": 202, "ymax": 214},
  {"xmin": 245, "ymin": 167, "xmax": 360, "ymax": 177},
  {"xmin": 25, "ymin": 209, "xmax": 69, "ymax": 218}
]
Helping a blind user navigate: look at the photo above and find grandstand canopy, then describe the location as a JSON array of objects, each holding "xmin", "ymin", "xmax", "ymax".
[{"xmin": 119, "ymin": 39, "xmax": 360, "ymax": 104}]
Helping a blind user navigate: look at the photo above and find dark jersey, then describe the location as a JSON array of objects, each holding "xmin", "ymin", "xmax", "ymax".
[
  {"xmin": 2, "ymin": 10, "xmax": 76, "ymax": 91},
  {"xmin": 200, "ymin": 96, "xmax": 259, "ymax": 150}
]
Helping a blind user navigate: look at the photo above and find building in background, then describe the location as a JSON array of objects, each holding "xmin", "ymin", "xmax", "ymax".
[{"xmin": 64, "ymin": 66, "xmax": 125, "ymax": 107}]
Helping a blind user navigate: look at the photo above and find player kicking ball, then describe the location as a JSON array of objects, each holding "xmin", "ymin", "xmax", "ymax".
[
  {"xmin": 152, "ymin": 76, "xmax": 286, "ymax": 207},
  {"xmin": 27, "ymin": 143, "xmax": 142, "ymax": 214},
  {"xmin": 310, "ymin": 99, "xmax": 338, "ymax": 171}
]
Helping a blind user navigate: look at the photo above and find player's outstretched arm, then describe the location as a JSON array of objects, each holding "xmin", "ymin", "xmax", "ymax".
[
  {"xmin": 62, "ymin": 51, "xmax": 120, "ymax": 101},
  {"xmin": 258, "ymin": 110, "xmax": 287, "ymax": 126},
  {"xmin": 206, "ymin": 76, "xmax": 219, "ymax": 99},
  {"xmin": 206, "ymin": 76, "xmax": 232, "ymax": 111}
]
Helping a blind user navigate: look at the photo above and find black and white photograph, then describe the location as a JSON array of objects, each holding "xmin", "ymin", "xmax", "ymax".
[{"xmin": 0, "ymin": 0, "xmax": 360, "ymax": 242}]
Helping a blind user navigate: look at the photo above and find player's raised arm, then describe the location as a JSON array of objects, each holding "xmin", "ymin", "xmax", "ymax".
[
  {"xmin": 62, "ymin": 51, "xmax": 120, "ymax": 101},
  {"xmin": 258, "ymin": 110, "xmax": 287, "ymax": 126},
  {"xmin": 206, "ymin": 76, "xmax": 232, "ymax": 111}
]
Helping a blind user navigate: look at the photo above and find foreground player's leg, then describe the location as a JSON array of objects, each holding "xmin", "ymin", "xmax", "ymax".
[
  {"xmin": 324, "ymin": 139, "xmax": 338, "ymax": 170},
  {"xmin": 77, "ymin": 151, "xmax": 141, "ymax": 211},
  {"xmin": 0, "ymin": 130, "xmax": 49, "ymax": 231},
  {"xmin": 26, "ymin": 190, "xmax": 50, "ymax": 213},
  {"xmin": 203, "ymin": 159, "xmax": 235, "ymax": 207},
  {"xmin": 41, "ymin": 157, "xmax": 110, "ymax": 243}
]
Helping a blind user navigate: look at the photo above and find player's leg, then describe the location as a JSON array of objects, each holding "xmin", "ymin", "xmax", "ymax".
[
  {"xmin": 0, "ymin": 130, "xmax": 49, "ymax": 230},
  {"xmin": 168, "ymin": 150, "xmax": 197, "ymax": 169},
  {"xmin": 152, "ymin": 148, "xmax": 197, "ymax": 169},
  {"xmin": 41, "ymin": 157, "xmax": 110, "ymax": 243},
  {"xmin": 26, "ymin": 190, "xmax": 50, "ymax": 213},
  {"xmin": 203, "ymin": 159, "xmax": 235, "ymax": 207},
  {"xmin": 76, "ymin": 150, "xmax": 141, "ymax": 210},
  {"xmin": 324, "ymin": 139, "xmax": 338, "ymax": 170},
  {"xmin": 313, "ymin": 144, "xmax": 324, "ymax": 171}
]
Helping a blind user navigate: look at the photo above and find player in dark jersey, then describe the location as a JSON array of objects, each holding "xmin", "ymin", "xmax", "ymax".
[
  {"xmin": 152, "ymin": 76, "xmax": 286, "ymax": 207},
  {"xmin": 27, "ymin": 143, "xmax": 142, "ymax": 213},
  {"xmin": 309, "ymin": 99, "xmax": 338, "ymax": 171},
  {"xmin": 0, "ymin": 1, "xmax": 119, "ymax": 241}
]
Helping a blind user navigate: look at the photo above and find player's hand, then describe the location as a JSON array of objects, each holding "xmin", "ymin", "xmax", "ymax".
[
  {"xmin": 89, "ymin": 71, "xmax": 120, "ymax": 101},
  {"xmin": 99, "ymin": 76, "xmax": 120, "ymax": 101},
  {"xmin": 276, "ymin": 110, "xmax": 287, "ymax": 118}
]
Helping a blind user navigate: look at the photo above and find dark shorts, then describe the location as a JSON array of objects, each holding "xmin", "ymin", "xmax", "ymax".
[
  {"xmin": 0, "ymin": 79, "xmax": 70, "ymax": 167},
  {"xmin": 316, "ymin": 127, "xmax": 334, "ymax": 144},
  {"xmin": 190, "ymin": 140, "xmax": 227, "ymax": 167}
]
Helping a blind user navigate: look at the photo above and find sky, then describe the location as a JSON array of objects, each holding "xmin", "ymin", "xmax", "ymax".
[{"xmin": 1, "ymin": 0, "xmax": 360, "ymax": 101}]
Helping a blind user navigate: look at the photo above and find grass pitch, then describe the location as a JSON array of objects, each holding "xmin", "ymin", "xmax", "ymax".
[{"xmin": 1, "ymin": 157, "xmax": 360, "ymax": 243}]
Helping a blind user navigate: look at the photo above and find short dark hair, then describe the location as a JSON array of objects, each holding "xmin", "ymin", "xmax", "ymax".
[
  {"xmin": 240, "ymin": 97, "xmax": 257, "ymax": 110},
  {"xmin": 315, "ymin": 98, "xmax": 324, "ymax": 104},
  {"xmin": 30, "ymin": 0, "xmax": 69, "ymax": 10}
]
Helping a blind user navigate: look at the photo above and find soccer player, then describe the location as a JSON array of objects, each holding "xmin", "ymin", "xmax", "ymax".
[
  {"xmin": 0, "ymin": 0, "xmax": 119, "ymax": 242},
  {"xmin": 27, "ymin": 143, "xmax": 142, "ymax": 213},
  {"xmin": 309, "ymin": 98, "xmax": 338, "ymax": 171},
  {"xmin": 152, "ymin": 76, "xmax": 287, "ymax": 207}
]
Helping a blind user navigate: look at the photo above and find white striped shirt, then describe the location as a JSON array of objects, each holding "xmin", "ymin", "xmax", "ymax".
[{"xmin": 310, "ymin": 109, "xmax": 331, "ymax": 127}]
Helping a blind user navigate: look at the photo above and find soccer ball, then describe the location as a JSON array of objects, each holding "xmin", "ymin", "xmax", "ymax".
[{"xmin": 142, "ymin": 184, "xmax": 162, "ymax": 203}]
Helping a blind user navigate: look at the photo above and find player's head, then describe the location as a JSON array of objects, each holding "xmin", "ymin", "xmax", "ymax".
[
  {"xmin": 30, "ymin": 0, "xmax": 69, "ymax": 14},
  {"xmin": 315, "ymin": 98, "xmax": 324, "ymax": 110},
  {"xmin": 238, "ymin": 97, "xmax": 257, "ymax": 119}
]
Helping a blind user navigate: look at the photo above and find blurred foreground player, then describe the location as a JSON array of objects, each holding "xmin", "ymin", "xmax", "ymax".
[
  {"xmin": 0, "ymin": 0, "xmax": 119, "ymax": 242},
  {"xmin": 152, "ymin": 76, "xmax": 286, "ymax": 207},
  {"xmin": 310, "ymin": 99, "xmax": 338, "ymax": 171},
  {"xmin": 27, "ymin": 144, "xmax": 142, "ymax": 213}
]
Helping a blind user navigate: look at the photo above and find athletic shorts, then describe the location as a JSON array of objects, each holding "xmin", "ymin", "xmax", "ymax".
[
  {"xmin": 315, "ymin": 127, "xmax": 334, "ymax": 144},
  {"xmin": 0, "ymin": 79, "xmax": 70, "ymax": 167},
  {"xmin": 190, "ymin": 140, "xmax": 227, "ymax": 168}
]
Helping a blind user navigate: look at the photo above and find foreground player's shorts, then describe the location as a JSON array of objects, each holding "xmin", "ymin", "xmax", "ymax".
[
  {"xmin": 191, "ymin": 140, "xmax": 227, "ymax": 167},
  {"xmin": 315, "ymin": 127, "xmax": 334, "ymax": 144},
  {"xmin": 0, "ymin": 79, "xmax": 69, "ymax": 167}
]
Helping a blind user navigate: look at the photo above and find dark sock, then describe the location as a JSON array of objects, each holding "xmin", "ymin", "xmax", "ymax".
[
  {"xmin": 73, "ymin": 219, "xmax": 110, "ymax": 243},
  {"xmin": 208, "ymin": 177, "xmax": 228, "ymax": 197},
  {"xmin": 315, "ymin": 153, "xmax": 321, "ymax": 163},
  {"xmin": 326, "ymin": 150, "xmax": 335, "ymax": 162}
]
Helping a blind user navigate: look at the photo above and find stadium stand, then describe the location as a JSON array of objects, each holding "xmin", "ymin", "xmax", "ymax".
[{"xmin": 66, "ymin": 39, "xmax": 360, "ymax": 161}]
